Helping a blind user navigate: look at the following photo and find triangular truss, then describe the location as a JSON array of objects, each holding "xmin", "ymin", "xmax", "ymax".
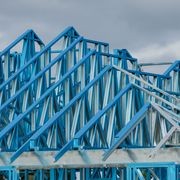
[{"xmin": 0, "ymin": 26, "xmax": 179, "ymax": 179}]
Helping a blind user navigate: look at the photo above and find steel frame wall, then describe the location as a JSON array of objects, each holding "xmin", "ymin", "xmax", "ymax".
[{"xmin": 0, "ymin": 27, "xmax": 179, "ymax": 179}]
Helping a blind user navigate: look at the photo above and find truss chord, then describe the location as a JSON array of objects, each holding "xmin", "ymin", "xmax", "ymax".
[{"xmin": 0, "ymin": 27, "xmax": 179, "ymax": 180}]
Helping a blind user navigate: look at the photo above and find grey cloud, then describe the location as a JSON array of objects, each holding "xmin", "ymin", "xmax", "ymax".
[{"xmin": 0, "ymin": 0, "xmax": 180, "ymax": 63}]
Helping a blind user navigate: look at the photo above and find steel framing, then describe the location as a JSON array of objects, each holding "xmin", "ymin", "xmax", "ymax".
[{"xmin": 0, "ymin": 27, "xmax": 179, "ymax": 179}]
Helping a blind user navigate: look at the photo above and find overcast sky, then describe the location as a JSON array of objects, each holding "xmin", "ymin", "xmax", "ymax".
[{"xmin": 0, "ymin": 0, "xmax": 180, "ymax": 66}]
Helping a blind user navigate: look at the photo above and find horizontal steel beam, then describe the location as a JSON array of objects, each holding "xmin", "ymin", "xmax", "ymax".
[{"xmin": 0, "ymin": 148, "xmax": 179, "ymax": 169}]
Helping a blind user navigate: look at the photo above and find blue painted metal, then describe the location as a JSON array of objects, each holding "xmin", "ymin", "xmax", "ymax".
[
  {"xmin": 10, "ymin": 65, "xmax": 113, "ymax": 162},
  {"xmin": 0, "ymin": 50, "xmax": 96, "ymax": 142},
  {"xmin": 127, "ymin": 162, "xmax": 177, "ymax": 180},
  {"xmin": 103, "ymin": 102, "xmax": 151, "ymax": 161},
  {"xmin": 0, "ymin": 27, "xmax": 179, "ymax": 179},
  {"xmin": 55, "ymin": 83, "xmax": 132, "ymax": 161}
]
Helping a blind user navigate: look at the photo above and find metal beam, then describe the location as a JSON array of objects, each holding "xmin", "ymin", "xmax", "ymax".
[{"xmin": 0, "ymin": 148, "xmax": 179, "ymax": 169}]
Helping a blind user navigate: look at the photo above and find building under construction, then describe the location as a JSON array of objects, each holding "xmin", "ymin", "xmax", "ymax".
[{"xmin": 0, "ymin": 27, "xmax": 179, "ymax": 179}]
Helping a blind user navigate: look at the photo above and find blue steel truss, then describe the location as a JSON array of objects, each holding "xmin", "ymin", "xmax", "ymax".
[{"xmin": 0, "ymin": 26, "xmax": 179, "ymax": 180}]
